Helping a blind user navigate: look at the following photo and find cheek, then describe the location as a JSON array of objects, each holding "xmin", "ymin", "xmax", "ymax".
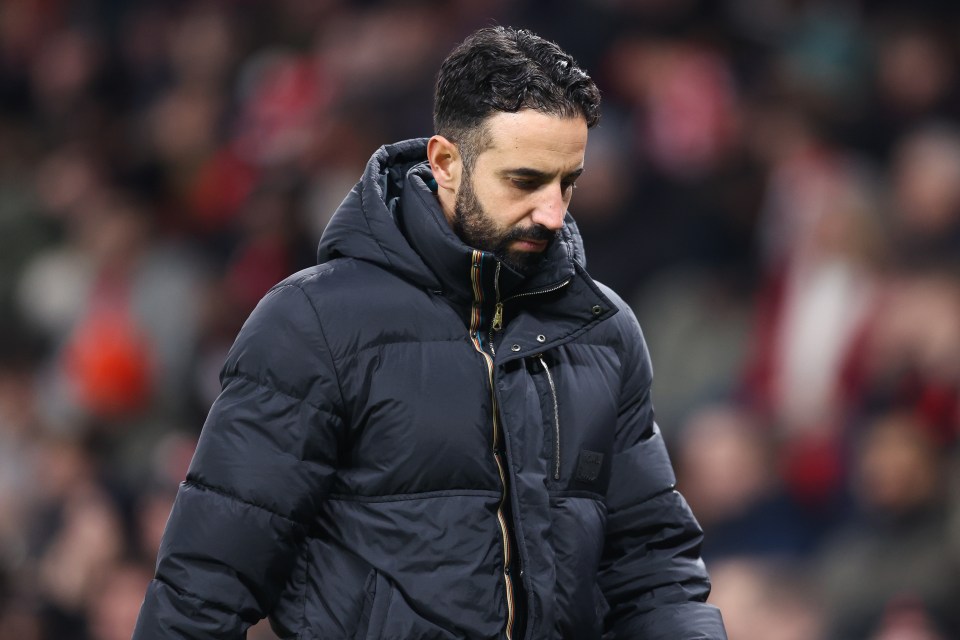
[
  {"xmin": 499, "ymin": 201, "xmax": 534, "ymax": 229},
  {"xmin": 477, "ymin": 184, "xmax": 529, "ymax": 226}
]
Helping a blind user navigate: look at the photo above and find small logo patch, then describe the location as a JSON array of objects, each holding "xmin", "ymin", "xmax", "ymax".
[{"xmin": 576, "ymin": 450, "xmax": 604, "ymax": 482}]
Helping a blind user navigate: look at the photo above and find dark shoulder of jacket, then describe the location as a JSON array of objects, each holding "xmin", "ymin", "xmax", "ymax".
[
  {"xmin": 220, "ymin": 263, "xmax": 349, "ymax": 390},
  {"xmin": 589, "ymin": 278, "xmax": 653, "ymax": 378},
  {"xmin": 589, "ymin": 280, "xmax": 642, "ymax": 341},
  {"xmin": 272, "ymin": 258, "xmax": 394, "ymax": 304}
]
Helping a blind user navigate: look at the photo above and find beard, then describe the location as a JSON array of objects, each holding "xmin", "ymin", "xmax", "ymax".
[{"xmin": 452, "ymin": 171, "xmax": 557, "ymax": 274}]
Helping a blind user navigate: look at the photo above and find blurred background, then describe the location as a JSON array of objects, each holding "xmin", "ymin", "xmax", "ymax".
[{"xmin": 1, "ymin": 0, "xmax": 959, "ymax": 638}]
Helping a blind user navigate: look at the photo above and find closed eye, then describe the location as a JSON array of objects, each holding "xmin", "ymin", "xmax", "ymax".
[
  {"xmin": 502, "ymin": 168, "xmax": 583, "ymax": 193},
  {"xmin": 511, "ymin": 178, "xmax": 539, "ymax": 191}
]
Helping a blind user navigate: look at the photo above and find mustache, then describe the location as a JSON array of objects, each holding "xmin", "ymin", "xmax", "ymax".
[{"xmin": 502, "ymin": 224, "xmax": 557, "ymax": 244}]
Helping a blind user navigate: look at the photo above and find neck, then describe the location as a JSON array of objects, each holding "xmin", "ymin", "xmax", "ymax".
[{"xmin": 435, "ymin": 187, "xmax": 457, "ymax": 228}]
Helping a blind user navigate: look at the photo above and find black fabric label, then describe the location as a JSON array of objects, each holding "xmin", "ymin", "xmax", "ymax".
[{"xmin": 575, "ymin": 450, "xmax": 604, "ymax": 483}]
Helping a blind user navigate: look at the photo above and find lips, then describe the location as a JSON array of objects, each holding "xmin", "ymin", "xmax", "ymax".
[
  {"xmin": 501, "ymin": 225, "xmax": 556, "ymax": 256},
  {"xmin": 513, "ymin": 238, "xmax": 548, "ymax": 252}
]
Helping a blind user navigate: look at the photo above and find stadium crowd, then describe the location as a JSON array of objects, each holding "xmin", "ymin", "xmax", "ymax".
[{"xmin": 0, "ymin": 0, "xmax": 959, "ymax": 638}]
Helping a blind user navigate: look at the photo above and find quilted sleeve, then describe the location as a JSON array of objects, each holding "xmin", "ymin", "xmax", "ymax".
[
  {"xmin": 133, "ymin": 280, "xmax": 345, "ymax": 639},
  {"xmin": 597, "ymin": 293, "xmax": 727, "ymax": 640}
]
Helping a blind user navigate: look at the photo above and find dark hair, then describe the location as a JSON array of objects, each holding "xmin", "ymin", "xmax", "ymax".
[{"xmin": 434, "ymin": 26, "xmax": 601, "ymax": 167}]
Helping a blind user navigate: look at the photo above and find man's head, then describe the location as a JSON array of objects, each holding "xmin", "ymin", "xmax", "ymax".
[{"xmin": 427, "ymin": 27, "xmax": 601, "ymax": 272}]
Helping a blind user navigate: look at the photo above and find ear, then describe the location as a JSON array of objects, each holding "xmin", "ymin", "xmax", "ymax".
[{"xmin": 427, "ymin": 135, "xmax": 462, "ymax": 192}]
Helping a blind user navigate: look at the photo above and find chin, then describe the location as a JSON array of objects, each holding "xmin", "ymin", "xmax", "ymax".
[{"xmin": 500, "ymin": 251, "xmax": 543, "ymax": 273}]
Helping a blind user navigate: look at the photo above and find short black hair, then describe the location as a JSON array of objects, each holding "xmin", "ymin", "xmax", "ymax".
[{"xmin": 434, "ymin": 26, "xmax": 601, "ymax": 167}]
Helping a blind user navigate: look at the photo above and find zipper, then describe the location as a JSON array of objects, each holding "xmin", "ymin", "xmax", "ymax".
[
  {"xmin": 537, "ymin": 355, "xmax": 561, "ymax": 481},
  {"xmin": 503, "ymin": 277, "xmax": 572, "ymax": 305},
  {"xmin": 489, "ymin": 274, "xmax": 571, "ymax": 358},
  {"xmin": 470, "ymin": 259, "xmax": 573, "ymax": 637},
  {"xmin": 489, "ymin": 262, "xmax": 503, "ymax": 357},
  {"xmin": 467, "ymin": 251, "xmax": 515, "ymax": 639}
]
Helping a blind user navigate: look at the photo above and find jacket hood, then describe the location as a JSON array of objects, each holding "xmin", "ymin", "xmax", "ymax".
[{"xmin": 317, "ymin": 138, "xmax": 589, "ymax": 299}]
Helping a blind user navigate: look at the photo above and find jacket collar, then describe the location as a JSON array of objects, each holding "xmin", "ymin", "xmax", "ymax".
[
  {"xmin": 317, "ymin": 138, "xmax": 606, "ymax": 320},
  {"xmin": 398, "ymin": 159, "xmax": 582, "ymax": 305}
]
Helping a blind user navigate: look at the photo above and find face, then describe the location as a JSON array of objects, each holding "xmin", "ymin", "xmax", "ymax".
[{"xmin": 451, "ymin": 110, "xmax": 588, "ymax": 272}]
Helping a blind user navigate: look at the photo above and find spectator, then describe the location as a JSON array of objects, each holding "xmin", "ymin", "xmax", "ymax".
[{"xmin": 815, "ymin": 412, "xmax": 960, "ymax": 638}]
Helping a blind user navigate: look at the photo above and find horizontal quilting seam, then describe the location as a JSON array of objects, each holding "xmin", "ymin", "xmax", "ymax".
[
  {"xmin": 153, "ymin": 575, "xmax": 244, "ymax": 618},
  {"xmin": 605, "ymin": 486, "xmax": 677, "ymax": 516},
  {"xmin": 329, "ymin": 336, "xmax": 471, "ymax": 364},
  {"xmin": 222, "ymin": 371, "xmax": 340, "ymax": 419},
  {"xmin": 327, "ymin": 488, "xmax": 502, "ymax": 503},
  {"xmin": 547, "ymin": 489, "xmax": 606, "ymax": 501},
  {"xmin": 183, "ymin": 479, "xmax": 308, "ymax": 527}
]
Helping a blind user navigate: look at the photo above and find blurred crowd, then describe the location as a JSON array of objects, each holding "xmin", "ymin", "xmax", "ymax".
[{"xmin": 1, "ymin": 0, "xmax": 959, "ymax": 638}]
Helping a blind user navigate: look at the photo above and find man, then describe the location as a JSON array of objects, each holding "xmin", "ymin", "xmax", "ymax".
[{"xmin": 133, "ymin": 26, "xmax": 727, "ymax": 639}]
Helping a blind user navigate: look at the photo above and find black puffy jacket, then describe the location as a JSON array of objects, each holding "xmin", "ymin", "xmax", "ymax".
[{"xmin": 133, "ymin": 139, "xmax": 726, "ymax": 639}]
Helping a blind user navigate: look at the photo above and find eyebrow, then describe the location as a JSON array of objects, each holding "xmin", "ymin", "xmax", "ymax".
[{"xmin": 500, "ymin": 167, "xmax": 584, "ymax": 181}]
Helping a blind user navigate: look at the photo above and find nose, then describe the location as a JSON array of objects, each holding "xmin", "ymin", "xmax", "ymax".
[{"xmin": 530, "ymin": 184, "xmax": 566, "ymax": 231}]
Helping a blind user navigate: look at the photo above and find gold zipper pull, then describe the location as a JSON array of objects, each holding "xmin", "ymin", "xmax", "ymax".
[{"xmin": 492, "ymin": 302, "xmax": 504, "ymax": 331}]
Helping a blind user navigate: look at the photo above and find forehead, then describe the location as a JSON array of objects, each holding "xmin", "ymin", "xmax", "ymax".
[{"xmin": 478, "ymin": 110, "xmax": 588, "ymax": 173}]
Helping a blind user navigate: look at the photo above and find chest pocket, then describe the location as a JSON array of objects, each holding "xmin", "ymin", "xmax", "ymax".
[{"xmin": 527, "ymin": 345, "xmax": 619, "ymax": 493}]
